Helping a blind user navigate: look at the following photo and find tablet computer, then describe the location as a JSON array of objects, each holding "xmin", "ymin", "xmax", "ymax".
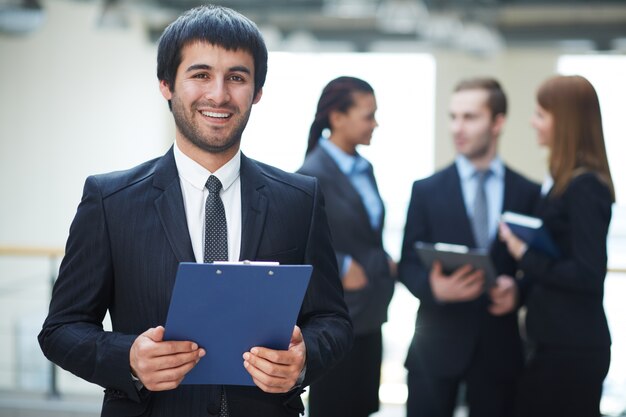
[{"xmin": 414, "ymin": 241, "xmax": 497, "ymax": 287}]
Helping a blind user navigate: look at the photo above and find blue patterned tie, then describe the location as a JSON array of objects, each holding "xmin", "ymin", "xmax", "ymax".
[{"xmin": 472, "ymin": 170, "xmax": 492, "ymax": 249}]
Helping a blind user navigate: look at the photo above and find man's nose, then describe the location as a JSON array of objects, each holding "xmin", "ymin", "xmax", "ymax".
[
  {"xmin": 204, "ymin": 79, "xmax": 230, "ymax": 106},
  {"xmin": 450, "ymin": 119, "xmax": 463, "ymax": 134}
]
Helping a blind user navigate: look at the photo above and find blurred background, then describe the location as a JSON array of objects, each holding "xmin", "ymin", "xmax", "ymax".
[{"xmin": 0, "ymin": 0, "xmax": 625, "ymax": 415}]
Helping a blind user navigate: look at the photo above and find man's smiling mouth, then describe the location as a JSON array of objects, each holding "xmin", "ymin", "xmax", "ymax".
[{"xmin": 200, "ymin": 110, "xmax": 231, "ymax": 119}]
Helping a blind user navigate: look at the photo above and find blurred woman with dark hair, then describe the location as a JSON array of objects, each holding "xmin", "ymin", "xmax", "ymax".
[
  {"xmin": 500, "ymin": 75, "xmax": 614, "ymax": 417},
  {"xmin": 298, "ymin": 76, "xmax": 396, "ymax": 417}
]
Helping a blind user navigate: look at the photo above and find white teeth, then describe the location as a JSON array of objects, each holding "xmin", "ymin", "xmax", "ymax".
[{"xmin": 201, "ymin": 111, "xmax": 230, "ymax": 118}]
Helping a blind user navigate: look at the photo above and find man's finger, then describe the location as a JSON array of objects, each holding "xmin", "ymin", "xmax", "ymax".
[
  {"xmin": 138, "ymin": 340, "xmax": 200, "ymax": 358},
  {"xmin": 451, "ymin": 264, "xmax": 474, "ymax": 279},
  {"xmin": 140, "ymin": 326, "xmax": 201, "ymax": 355},
  {"xmin": 249, "ymin": 374, "xmax": 288, "ymax": 394},
  {"xmin": 140, "ymin": 326, "xmax": 166, "ymax": 344},
  {"xmin": 245, "ymin": 354, "xmax": 291, "ymax": 379},
  {"xmin": 244, "ymin": 362, "xmax": 292, "ymax": 394},
  {"xmin": 143, "ymin": 357, "xmax": 201, "ymax": 391},
  {"xmin": 431, "ymin": 260, "xmax": 442, "ymax": 275},
  {"xmin": 289, "ymin": 326, "xmax": 303, "ymax": 347},
  {"xmin": 249, "ymin": 346, "xmax": 293, "ymax": 365},
  {"xmin": 459, "ymin": 270, "xmax": 484, "ymax": 287}
]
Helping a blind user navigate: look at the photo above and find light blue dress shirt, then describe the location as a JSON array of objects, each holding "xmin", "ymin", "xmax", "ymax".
[
  {"xmin": 455, "ymin": 155, "xmax": 505, "ymax": 246},
  {"xmin": 319, "ymin": 137, "xmax": 383, "ymax": 230}
]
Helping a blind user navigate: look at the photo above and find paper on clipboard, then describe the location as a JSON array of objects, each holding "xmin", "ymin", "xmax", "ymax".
[{"xmin": 163, "ymin": 262, "xmax": 312, "ymax": 385}]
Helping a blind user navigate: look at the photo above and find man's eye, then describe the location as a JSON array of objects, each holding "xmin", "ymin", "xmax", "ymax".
[
  {"xmin": 193, "ymin": 73, "xmax": 209, "ymax": 79},
  {"xmin": 229, "ymin": 75, "xmax": 244, "ymax": 82}
]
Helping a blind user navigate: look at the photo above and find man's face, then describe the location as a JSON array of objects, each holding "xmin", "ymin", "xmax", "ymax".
[
  {"xmin": 449, "ymin": 89, "xmax": 499, "ymax": 161},
  {"xmin": 160, "ymin": 42, "xmax": 262, "ymax": 154}
]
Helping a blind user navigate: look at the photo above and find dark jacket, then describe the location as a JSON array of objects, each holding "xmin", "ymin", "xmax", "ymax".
[
  {"xmin": 298, "ymin": 145, "xmax": 394, "ymax": 335},
  {"xmin": 39, "ymin": 148, "xmax": 353, "ymax": 417},
  {"xmin": 520, "ymin": 172, "xmax": 612, "ymax": 348},
  {"xmin": 399, "ymin": 163, "xmax": 540, "ymax": 378}
]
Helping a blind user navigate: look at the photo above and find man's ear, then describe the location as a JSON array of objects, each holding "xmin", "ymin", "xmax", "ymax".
[
  {"xmin": 492, "ymin": 113, "xmax": 506, "ymax": 137},
  {"xmin": 159, "ymin": 80, "xmax": 173, "ymax": 100},
  {"xmin": 253, "ymin": 87, "xmax": 263, "ymax": 104}
]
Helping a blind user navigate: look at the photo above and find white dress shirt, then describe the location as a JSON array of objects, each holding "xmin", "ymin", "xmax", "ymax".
[{"xmin": 173, "ymin": 142, "xmax": 242, "ymax": 263}]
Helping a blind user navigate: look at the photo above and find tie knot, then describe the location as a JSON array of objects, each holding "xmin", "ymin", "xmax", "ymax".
[
  {"xmin": 475, "ymin": 169, "xmax": 492, "ymax": 184},
  {"xmin": 206, "ymin": 175, "xmax": 222, "ymax": 195}
]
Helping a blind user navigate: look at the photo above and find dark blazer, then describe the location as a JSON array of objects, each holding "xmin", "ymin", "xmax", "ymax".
[
  {"xmin": 298, "ymin": 146, "xmax": 394, "ymax": 335},
  {"xmin": 519, "ymin": 172, "xmax": 612, "ymax": 348},
  {"xmin": 399, "ymin": 163, "xmax": 540, "ymax": 378},
  {"xmin": 38, "ymin": 148, "xmax": 352, "ymax": 417}
]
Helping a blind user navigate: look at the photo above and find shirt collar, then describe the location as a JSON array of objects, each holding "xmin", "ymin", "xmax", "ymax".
[
  {"xmin": 173, "ymin": 141, "xmax": 240, "ymax": 192},
  {"xmin": 455, "ymin": 154, "xmax": 504, "ymax": 181},
  {"xmin": 319, "ymin": 137, "xmax": 370, "ymax": 175}
]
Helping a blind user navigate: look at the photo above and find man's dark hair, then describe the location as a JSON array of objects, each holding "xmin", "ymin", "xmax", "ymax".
[
  {"xmin": 157, "ymin": 5, "xmax": 268, "ymax": 98},
  {"xmin": 454, "ymin": 77, "xmax": 507, "ymax": 119}
]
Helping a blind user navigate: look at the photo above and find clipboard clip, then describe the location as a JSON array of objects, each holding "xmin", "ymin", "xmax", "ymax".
[{"xmin": 211, "ymin": 260, "xmax": 280, "ymax": 276}]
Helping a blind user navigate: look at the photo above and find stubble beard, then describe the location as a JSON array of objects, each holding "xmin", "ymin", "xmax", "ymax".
[
  {"xmin": 170, "ymin": 95, "xmax": 252, "ymax": 154},
  {"xmin": 460, "ymin": 131, "xmax": 494, "ymax": 162}
]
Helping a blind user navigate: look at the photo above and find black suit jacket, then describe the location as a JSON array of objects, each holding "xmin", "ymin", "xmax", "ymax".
[
  {"xmin": 297, "ymin": 146, "xmax": 394, "ymax": 335},
  {"xmin": 519, "ymin": 172, "xmax": 612, "ymax": 349},
  {"xmin": 399, "ymin": 163, "xmax": 540, "ymax": 378},
  {"xmin": 38, "ymin": 148, "xmax": 352, "ymax": 417}
]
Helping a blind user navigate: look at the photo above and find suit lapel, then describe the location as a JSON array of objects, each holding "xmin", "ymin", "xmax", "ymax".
[
  {"xmin": 501, "ymin": 166, "xmax": 517, "ymax": 212},
  {"xmin": 239, "ymin": 154, "xmax": 268, "ymax": 261},
  {"xmin": 445, "ymin": 164, "xmax": 477, "ymax": 247},
  {"xmin": 153, "ymin": 148, "xmax": 195, "ymax": 263},
  {"xmin": 315, "ymin": 147, "xmax": 379, "ymax": 234}
]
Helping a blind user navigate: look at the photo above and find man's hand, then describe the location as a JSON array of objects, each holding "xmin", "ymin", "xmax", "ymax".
[
  {"xmin": 430, "ymin": 261, "xmax": 485, "ymax": 302},
  {"xmin": 129, "ymin": 326, "xmax": 205, "ymax": 391},
  {"xmin": 343, "ymin": 259, "xmax": 368, "ymax": 290},
  {"xmin": 243, "ymin": 325, "xmax": 306, "ymax": 393},
  {"xmin": 488, "ymin": 275, "xmax": 518, "ymax": 316}
]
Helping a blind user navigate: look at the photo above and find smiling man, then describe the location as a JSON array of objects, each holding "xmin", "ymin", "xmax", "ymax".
[
  {"xmin": 399, "ymin": 78, "xmax": 541, "ymax": 417},
  {"xmin": 38, "ymin": 6, "xmax": 352, "ymax": 417}
]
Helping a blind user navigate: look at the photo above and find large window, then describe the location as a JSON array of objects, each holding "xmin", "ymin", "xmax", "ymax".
[{"xmin": 242, "ymin": 51, "xmax": 436, "ymax": 259}]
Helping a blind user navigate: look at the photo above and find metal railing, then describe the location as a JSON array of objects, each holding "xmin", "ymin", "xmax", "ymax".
[{"xmin": 0, "ymin": 245, "xmax": 64, "ymax": 398}]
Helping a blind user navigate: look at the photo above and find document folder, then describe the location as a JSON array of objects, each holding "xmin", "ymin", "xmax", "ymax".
[
  {"xmin": 163, "ymin": 262, "xmax": 312, "ymax": 386},
  {"xmin": 501, "ymin": 211, "xmax": 560, "ymax": 258}
]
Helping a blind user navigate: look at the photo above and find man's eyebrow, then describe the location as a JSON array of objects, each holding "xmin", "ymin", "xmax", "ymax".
[
  {"xmin": 184, "ymin": 64, "xmax": 251, "ymax": 74},
  {"xmin": 186, "ymin": 64, "xmax": 211, "ymax": 72},
  {"xmin": 229, "ymin": 65, "xmax": 251, "ymax": 74}
]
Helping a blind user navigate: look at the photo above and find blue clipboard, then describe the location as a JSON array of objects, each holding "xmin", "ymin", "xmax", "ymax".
[{"xmin": 163, "ymin": 262, "xmax": 312, "ymax": 386}]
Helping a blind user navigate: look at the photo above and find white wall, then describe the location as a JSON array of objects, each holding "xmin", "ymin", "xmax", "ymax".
[
  {"xmin": 0, "ymin": 0, "xmax": 170, "ymax": 394},
  {"xmin": 0, "ymin": 0, "xmax": 171, "ymax": 249}
]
